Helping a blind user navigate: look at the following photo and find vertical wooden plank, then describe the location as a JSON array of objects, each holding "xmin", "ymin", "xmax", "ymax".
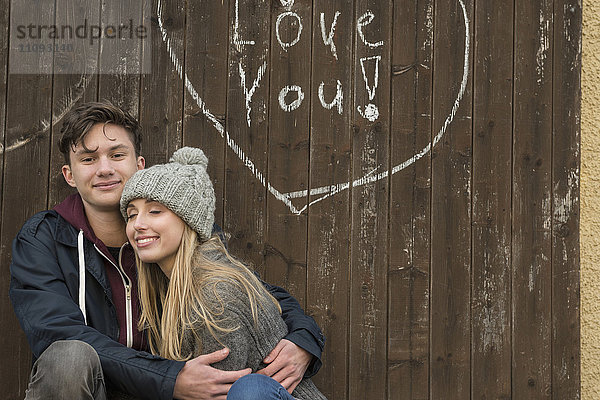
[
  {"xmin": 139, "ymin": 0, "xmax": 184, "ymax": 166},
  {"xmin": 223, "ymin": 0, "xmax": 271, "ymax": 270},
  {"xmin": 182, "ymin": 0, "xmax": 229, "ymax": 227},
  {"xmin": 1, "ymin": 4, "xmax": 55, "ymax": 399},
  {"xmin": 48, "ymin": 0, "xmax": 99, "ymax": 207},
  {"xmin": 307, "ymin": 0, "xmax": 353, "ymax": 398},
  {"xmin": 388, "ymin": 0, "xmax": 433, "ymax": 397},
  {"xmin": 349, "ymin": 1, "xmax": 391, "ymax": 398},
  {"xmin": 429, "ymin": 0, "xmax": 473, "ymax": 398},
  {"xmin": 470, "ymin": 0, "xmax": 513, "ymax": 398},
  {"xmin": 0, "ymin": 0, "xmax": 8, "ymax": 215},
  {"xmin": 0, "ymin": 0, "xmax": 34, "ymax": 398},
  {"xmin": 512, "ymin": 0, "xmax": 553, "ymax": 397},
  {"xmin": 97, "ymin": 0, "xmax": 144, "ymax": 118},
  {"xmin": 552, "ymin": 0, "xmax": 581, "ymax": 398},
  {"xmin": 264, "ymin": 0, "xmax": 312, "ymax": 304}
]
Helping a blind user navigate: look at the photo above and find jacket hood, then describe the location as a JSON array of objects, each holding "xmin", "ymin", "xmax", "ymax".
[
  {"xmin": 53, "ymin": 193, "xmax": 127, "ymax": 263},
  {"xmin": 54, "ymin": 193, "xmax": 98, "ymax": 243}
]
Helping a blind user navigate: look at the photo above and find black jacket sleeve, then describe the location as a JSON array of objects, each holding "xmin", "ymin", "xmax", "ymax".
[{"xmin": 9, "ymin": 214, "xmax": 184, "ymax": 400}]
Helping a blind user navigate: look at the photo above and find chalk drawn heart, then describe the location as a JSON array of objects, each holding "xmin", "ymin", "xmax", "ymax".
[{"xmin": 156, "ymin": 0, "xmax": 470, "ymax": 215}]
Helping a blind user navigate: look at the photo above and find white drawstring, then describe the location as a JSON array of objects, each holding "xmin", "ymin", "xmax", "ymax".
[{"xmin": 78, "ymin": 230, "xmax": 87, "ymax": 325}]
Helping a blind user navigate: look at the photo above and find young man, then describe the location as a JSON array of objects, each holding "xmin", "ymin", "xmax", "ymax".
[{"xmin": 9, "ymin": 101, "xmax": 325, "ymax": 399}]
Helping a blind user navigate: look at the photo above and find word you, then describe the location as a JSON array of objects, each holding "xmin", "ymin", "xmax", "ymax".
[
  {"xmin": 234, "ymin": 0, "xmax": 384, "ymax": 124},
  {"xmin": 15, "ymin": 19, "xmax": 148, "ymax": 46}
]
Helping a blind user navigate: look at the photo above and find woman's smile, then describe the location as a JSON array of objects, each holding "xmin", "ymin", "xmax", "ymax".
[{"xmin": 135, "ymin": 236, "xmax": 159, "ymax": 246}]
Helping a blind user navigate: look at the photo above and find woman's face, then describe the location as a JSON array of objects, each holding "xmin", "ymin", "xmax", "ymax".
[{"xmin": 126, "ymin": 198, "xmax": 186, "ymax": 277}]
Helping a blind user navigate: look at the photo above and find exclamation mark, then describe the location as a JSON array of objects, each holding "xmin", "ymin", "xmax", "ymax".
[{"xmin": 357, "ymin": 55, "xmax": 381, "ymax": 122}]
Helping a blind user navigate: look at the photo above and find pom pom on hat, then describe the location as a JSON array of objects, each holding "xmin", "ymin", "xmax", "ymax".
[{"xmin": 170, "ymin": 146, "xmax": 208, "ymax": 168}]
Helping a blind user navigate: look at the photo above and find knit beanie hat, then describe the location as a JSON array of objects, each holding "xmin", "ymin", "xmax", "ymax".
[{"xmin": 120, "ymin": 147, "xmax": 216, "ymax": 240}]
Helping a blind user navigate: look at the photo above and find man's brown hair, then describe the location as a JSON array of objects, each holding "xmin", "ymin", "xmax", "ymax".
[{"xmin": 59, "ymin": 100, "xmax": 142, "ymax": 164}]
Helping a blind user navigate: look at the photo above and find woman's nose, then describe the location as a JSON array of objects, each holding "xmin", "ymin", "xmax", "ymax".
[{"xmin": 133, "ymin": 214, "xmax": 147, "ymax": 230}]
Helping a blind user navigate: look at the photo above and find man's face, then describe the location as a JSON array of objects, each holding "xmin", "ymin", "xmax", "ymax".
[{"xmin": 62, "ymin": 123, "xmax": 145, "ymax": 214}]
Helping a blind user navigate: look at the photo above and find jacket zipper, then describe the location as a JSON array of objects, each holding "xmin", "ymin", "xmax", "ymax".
[{"xmin": 95, "ymin": 244, "xmax": 133, "ymax": 348}]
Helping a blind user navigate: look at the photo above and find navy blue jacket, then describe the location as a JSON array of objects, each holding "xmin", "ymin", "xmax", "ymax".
[{"xmin": 9, "ymin": 201, "xmax": 324, "ymax": 399}]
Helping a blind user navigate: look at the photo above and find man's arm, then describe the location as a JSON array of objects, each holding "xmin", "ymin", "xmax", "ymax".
[{"xmin": 9, "ymin": 213, "xmax": 183, "ymax": 399}]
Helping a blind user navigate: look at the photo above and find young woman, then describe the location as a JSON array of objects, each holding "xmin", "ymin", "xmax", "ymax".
[{"xmin": 120, "ymin": 147, "xmax": 327, "ymax": 400}]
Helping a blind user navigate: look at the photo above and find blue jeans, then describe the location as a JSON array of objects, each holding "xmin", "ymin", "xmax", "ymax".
[
  {"xmin": 25, "ymin": 340, "xmax": 137, "ymax": 400},
  {"xmin": 227, "ymin": 374, "xmax": 296, "ymax": 400}
]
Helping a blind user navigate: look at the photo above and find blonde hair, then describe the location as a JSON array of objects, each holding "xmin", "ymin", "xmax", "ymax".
[{"xmin": 136, "ymin": 225, "xmax": 281, "ymax": 361}]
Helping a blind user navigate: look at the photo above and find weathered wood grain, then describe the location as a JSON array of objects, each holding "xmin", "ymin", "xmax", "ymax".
[
  {"xmin": 470, "ymin": 0, "xmax": 513, "ymax": 398},
  {"xmin": 388, "ymin": 0, "xmax": 433, "ymax": 397},
  {"xmin": 349, "ymin": 1, "xmax": 391, "ymax": 398},
  {"xmin": 182, "ymin": 0, "xmax": 229, "ymax": 227},
  {"xmin": 263, "ymin": 0, "xmax": 312, "ymax": 305},
  {"xmin": 512, "ymin": 0, "xmax": 553, "ymax": 397},
  {"xmin": 223, "ymin": 0, "xmax": 271, "ymax": 271},
  {"xmin": 0, "ymin": 1, "xmax": 35, "ymax": 399},
  {"xmin": 307, "ymin": 1, "xmax": 353, "ymax": 398},
  {"xmin": 97, "ymin": 0, "xmax": 143, "ymax": 118},
  {"xmin": 429, "ymin": 0, "xmax": 473, "ymax": 398},
  {"xmin": 0, "ymin": 0, "xmax": 7, "ymax": 217},
  {"xmin": 0, "ymin": 6, "xmax": 55, "ymax": 399},
  {"xmin": 139, "ymin": 0, "xmax": 184, "ymax": 167},
  {"xmin": 552, "ymin": 1, "xmax": 581, "ymax": 398},
  {"xmin": 0, "ymin": 1, "xmax": 583, "ymax": 398}
]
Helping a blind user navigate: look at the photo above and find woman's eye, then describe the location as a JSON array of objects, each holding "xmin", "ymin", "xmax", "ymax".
[
  {"xmin": 149, "ymin": 210, "xmax": 161, "ymax": 215},
  {"xmin": 126, "ymin": 213, "xmax": 137, "ymax": 220}
]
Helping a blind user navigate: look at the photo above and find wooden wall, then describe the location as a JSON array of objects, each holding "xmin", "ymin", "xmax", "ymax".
[{"xmin": 0, "ymin": 0, "xmax": 581, "ymax": 398}]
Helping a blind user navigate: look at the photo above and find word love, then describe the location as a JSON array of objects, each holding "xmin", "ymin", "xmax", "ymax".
[{"xmin": 234, "ymin": 0, "xmax": 384, "ymax": 125}]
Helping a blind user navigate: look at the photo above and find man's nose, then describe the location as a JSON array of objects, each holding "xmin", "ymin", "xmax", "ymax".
[{"xmin": 96, "ymin": 156, "xmax": 115, "ymax": 175}]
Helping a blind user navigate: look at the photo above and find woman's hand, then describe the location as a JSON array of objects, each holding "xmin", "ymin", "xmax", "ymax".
[
  {"xmin": 256, "ymin": 339, "xmax": 313, "ymax": 393},
  {"xmin": 173, "ymin": 348, "xmax": 251, "ymax": 400}
]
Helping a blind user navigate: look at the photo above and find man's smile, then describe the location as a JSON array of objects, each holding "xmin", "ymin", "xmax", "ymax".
[{"xmin": 93, "ymin": 180, "xmax": 121, "ymax": 190}]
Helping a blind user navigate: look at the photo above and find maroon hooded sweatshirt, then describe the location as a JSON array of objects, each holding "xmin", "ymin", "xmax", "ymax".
[{"xmin": 54, "ymin": 193, "xmax": 146, "ymax": 350}]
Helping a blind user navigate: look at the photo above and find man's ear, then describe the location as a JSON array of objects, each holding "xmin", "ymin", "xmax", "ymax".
[
  {"xmin": 137, "ymin": 156, "xmax": 145, "ymax": 170},
  {"xmin": 62, "ymin": 164, "xmax": 77, "ymax": 188}
]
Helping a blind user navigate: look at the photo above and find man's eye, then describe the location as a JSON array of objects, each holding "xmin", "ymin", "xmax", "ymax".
[
  {"xmin": 81, "ymin": 157, "xmax": 94, "ymax": 162},
  {"xmin": 113, "ymin": 153, "xmax": 125, "ymax": 159}
]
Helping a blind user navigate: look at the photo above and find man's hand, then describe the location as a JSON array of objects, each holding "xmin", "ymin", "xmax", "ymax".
[
  {"xmin": 256, "ymin": 339, "xmax": 313, "ymax": 394},
  {"xmin": 173, "ymin": 348, "xmax": 251, "ymax": 400}
]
